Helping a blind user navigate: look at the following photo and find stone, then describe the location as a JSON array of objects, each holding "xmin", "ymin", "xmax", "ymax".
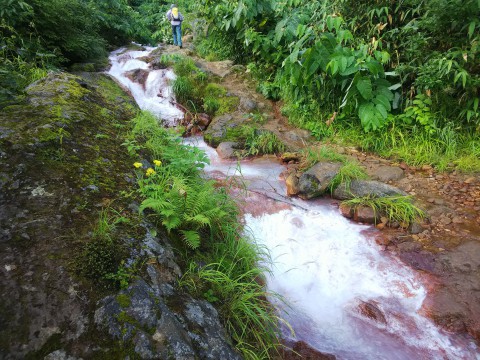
[
  {"xmin": 124, "ymin": 68, "xmax": 150, "ymax": 88},
  {"xmin": 239, "ymin": 97, "xmax": 257, "ymax": 112},
  {"xmin": 195, "ymin": 113, "xmax": 211, "ymax": 128},
  {"xmin": 280, "ymin": 341, "xmax": 336, "ymax": 359},
  {"xmin": 339, "ymin": 203, "xmax": 353, "ymax": 219},
  {"xmin": 357, "ymin": 300, "xmax": 387, "ymax": 324},
  {"xmin": 216, "ymin": 142, "xmax": 239, "ymax": 159},
  {"xmin": 286, "ymin": 173, "xmax": 300, "ymax": 196},
  {"xmin": 333, "ymin": 180, "xmax": 408, "ymax": 200},
  {"xmin": 409, "ymin": 222, "xmax": 424, "ymax": 234},
  {"xmin": 44, "ymin": 350, "xmax": 80, "ymax": 360},
  {"xmin": 353, "ymin": 205, "xmax": 377, "ymax": 224},
  {"xmin": 372, "ymin": 165, "xmax": 404, "ymax": 182},
  {"xmin": 204, "ymin": 114, "xmax": 244, "ymax": 147},
  {"xmin": 464, "ymin": 177, "xmax": 476, "ymax": 184},
  {"xmin": 281, "ymin": 152, "xmax": 301, "ymax": 163},
  {"xmin": 298, "ymin": 162, "xmax": 343, "ymax": 199}
]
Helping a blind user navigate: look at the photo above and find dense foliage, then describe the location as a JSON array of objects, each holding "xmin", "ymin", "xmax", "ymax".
[
  {"xmin": 0, "ymin": 0, "xmax": 170, "ymax": 107},
  {"xmin": 194, "ymin": 0, "xmax": 480, "ymax": 171}
]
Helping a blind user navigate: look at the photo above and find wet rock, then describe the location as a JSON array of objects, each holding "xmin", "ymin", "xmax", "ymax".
[
  {"xmin": 371, "ymin": 165, "xmax": 404, "ymax": 182},
  {"xmin": 125, "ymin": 68, "xmax": 150, "ymax": 88},
  {"xmin": 333, "ymin": 180, "xmax": 408, "ymax": 200},
  {"xmin": 286, "ymin": 172, "xmax": 300, "ymax": 196},
  {"xmin": 95, "ymin": 278, "xmax": 241, "ymax": 360},
  {"xmin": 195, "ymin": 113, "xmax": 211, "ymax": 129},
  {"xmin": 298, "ymin": 162, "xmax": 343, "ymax": 199},
  {"xmin": 339, "ymin": 203, "xmax": 354, "ymax": 219},
  {"xmin": 204, "ymin": 114, "xmax": 243, "ymax": 147},
  {"xmin": 396, "ymin": 241, "xmax": 422, "ymax": 253},
  {"xmin": 353, "ymin": 205, "xmax": 377, "ymax": 224},
  {"xmin": 409, "ymin": 222, "xmax": 424, "ymax": 234},
  {"xmin": 424, "ymin": 288, "xmax": 468, "ymax": 334},
  {"xmin": 281, "ymin": 152, "xmax": 301, "ymax": 163},
  {"xmin": 44, "ymin": 350, "xmax": 81, "ymax": 360},
  {"xmin": 357, "ymin": 300, "xmax": 387, "ymax": 325},
  {"xmin": 280, "ymin": 341, "xmax": 336, "ymax": 359},
  {"xmin": 216, "ymin": 142, "xmax": 239, "ymax": 159}
]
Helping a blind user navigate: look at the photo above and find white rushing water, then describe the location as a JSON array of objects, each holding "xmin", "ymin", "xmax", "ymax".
[
  {"xmin": 189, "ymin": 136, "xmax": 480, "ymax": 360},
  {"xmin": 108, "ymin": 47, "xmax": 480, "ymax": 360},
  {"xmin": 108, "ymin": 46, "xmax": 184, "ymax": 125}
]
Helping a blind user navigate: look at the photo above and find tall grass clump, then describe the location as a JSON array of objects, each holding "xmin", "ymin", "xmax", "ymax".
[
  {"xmin": 342, "ymin": 195, "xmax": 427, "ymax": 227},
  {"xmin": 299, "ymin": 145, "xmax": 348, "ymax": 170},
  {"xmin": 243, "ymin": 128, "xmax": 286, "ymax": 156},
  {"xmin": 328, "ymin": 161, "xmax": 369, "ymax": 193},
  {"xmin": 129, "ymin": 111, "xmax": 285, "ymax": 357}
]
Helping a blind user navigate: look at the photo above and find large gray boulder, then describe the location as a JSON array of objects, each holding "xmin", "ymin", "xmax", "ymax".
[
  {"xmin": 298, "ymin": 162, "xmax": 343, "ymax": 199},
  {"xmin": 95, "ymin": 228, "xmax": 242, "ymax": 360},
  {"xmin": 333, "ymin": 180, "xmax": 408, "ymax": 200}
]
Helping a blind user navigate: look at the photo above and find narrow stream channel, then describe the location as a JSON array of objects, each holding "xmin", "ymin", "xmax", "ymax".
[{"xmin": 108, "ymin": 46, "xmax": 480, "ymax": 360}]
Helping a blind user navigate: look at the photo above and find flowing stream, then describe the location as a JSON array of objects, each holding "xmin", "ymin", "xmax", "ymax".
[{"xmin": 108, "ymin": 46, "xmax": 480, "ymax": 360}]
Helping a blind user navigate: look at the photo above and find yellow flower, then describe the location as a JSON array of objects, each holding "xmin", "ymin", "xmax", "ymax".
[
  {"xmin": 153, "ymin": 160, "xmax": 162, "ymax": 166},
  {"xmin": 145, "ymin": 168, "xmax": 156, "ymax": 177},
  {"xmin": 133, "ymin": 162, "xmax": 142, "ymax": 168}
]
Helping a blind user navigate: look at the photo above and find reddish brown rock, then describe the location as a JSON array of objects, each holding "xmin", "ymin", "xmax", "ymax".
[
  {"xmin": 353, "ymin": 205, "xmax": 377, "ymax": 224},
  {"xmin": 357, "ymin": 300, "xmax": 387, "ymax": 325},
  {"xmin": 280, "ymin": 341, "xmax": 336, "ymax": 360},
  {"xmin": 339, "ymin": 203, "xmax": 354, "ymax": 218}
]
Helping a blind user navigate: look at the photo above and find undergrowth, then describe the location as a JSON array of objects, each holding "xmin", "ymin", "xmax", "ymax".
[{"xmin": 129, "ymin": 111, "xmax": 285, "ymax": 358}]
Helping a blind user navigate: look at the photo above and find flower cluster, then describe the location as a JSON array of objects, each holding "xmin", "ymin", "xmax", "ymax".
[{"xmin": 133, "ymin": 159, "xmax": 162, "ymax": 177}]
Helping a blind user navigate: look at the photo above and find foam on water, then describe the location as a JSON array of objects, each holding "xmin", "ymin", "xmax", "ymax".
[
  {"xmin": 108, "ymin": 46, "xmax": 184, "ymax": 125},
  {"xmin": 245, "ymin": 208, "xmax": 478, "ymax": 359},
  {"xmin": 185, "ymin": 138, "xmax": 479, "ymax": 359}
]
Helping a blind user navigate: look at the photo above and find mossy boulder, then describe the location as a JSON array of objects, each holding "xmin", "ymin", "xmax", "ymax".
[
  {"xmin": 203, "ymin": 113, "xmax": 246, "ymax": 147},
  {"xmin": 0, "ymin": 71, "xmax": 138, "ymax": 358},
  {"xmin": 333, "ymin": 180, "xmax": 408, "ymax": 200},
  {"xmin": 298, "ymin": 162, "xmax": 343, "ymax": 199}
]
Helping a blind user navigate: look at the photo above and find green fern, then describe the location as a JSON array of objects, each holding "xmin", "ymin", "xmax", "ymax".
[{"xmin": 180, "ymin": 230, "xmax": 201, "ymax": 249}]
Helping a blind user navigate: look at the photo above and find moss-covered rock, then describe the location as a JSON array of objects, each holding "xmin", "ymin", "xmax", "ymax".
[{"xmin": 0, "ymin": 71, "xmax": 139, "ymax": 357}]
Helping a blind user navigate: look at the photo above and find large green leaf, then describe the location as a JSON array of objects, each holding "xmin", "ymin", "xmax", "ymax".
[
  {"xmin": 356, "ymin": 77, "xmax": 373, "ymax": 100},
  {"xmin": 358, "ymin": 102, "xmax": 387, "ymax": 131},
  {"xmin": 373, "ymin": 94, "xmax": 391, "ymax": 112}
]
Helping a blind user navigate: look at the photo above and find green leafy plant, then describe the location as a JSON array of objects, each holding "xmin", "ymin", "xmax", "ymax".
[{"xmin": 241, "ymin": 128, "xmax": 286, "ymax": 156}]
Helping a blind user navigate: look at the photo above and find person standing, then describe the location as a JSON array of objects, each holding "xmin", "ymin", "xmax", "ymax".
[{"xmin": 166, "ymin": 4, "xmax": 184, "ymax": 48}]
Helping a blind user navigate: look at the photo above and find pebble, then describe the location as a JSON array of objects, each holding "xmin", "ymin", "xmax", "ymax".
[{"xmin": 5, "ymin": 264, "xmax": 17, "ymax": 272}]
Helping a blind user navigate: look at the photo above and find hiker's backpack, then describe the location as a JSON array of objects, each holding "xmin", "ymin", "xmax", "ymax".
[{"xmin": 172, "ymin": 7, "xmax": 179, "ymax": 20}]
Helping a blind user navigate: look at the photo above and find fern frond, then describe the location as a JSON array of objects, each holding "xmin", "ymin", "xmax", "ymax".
[
  {"xmin": 162, "ymin": 215, "xmax": 182, "ymax": 232},
  {"xmin": 184, "ymin": 214, "xmax": 211, "ymax": 228},
  {"xmin": 180, "ymin": 230, "xmax": 201, "ymax": 249},
  {"xmin": 139, "ymin": 198, "xmax": 170, "ymax": 213}
]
